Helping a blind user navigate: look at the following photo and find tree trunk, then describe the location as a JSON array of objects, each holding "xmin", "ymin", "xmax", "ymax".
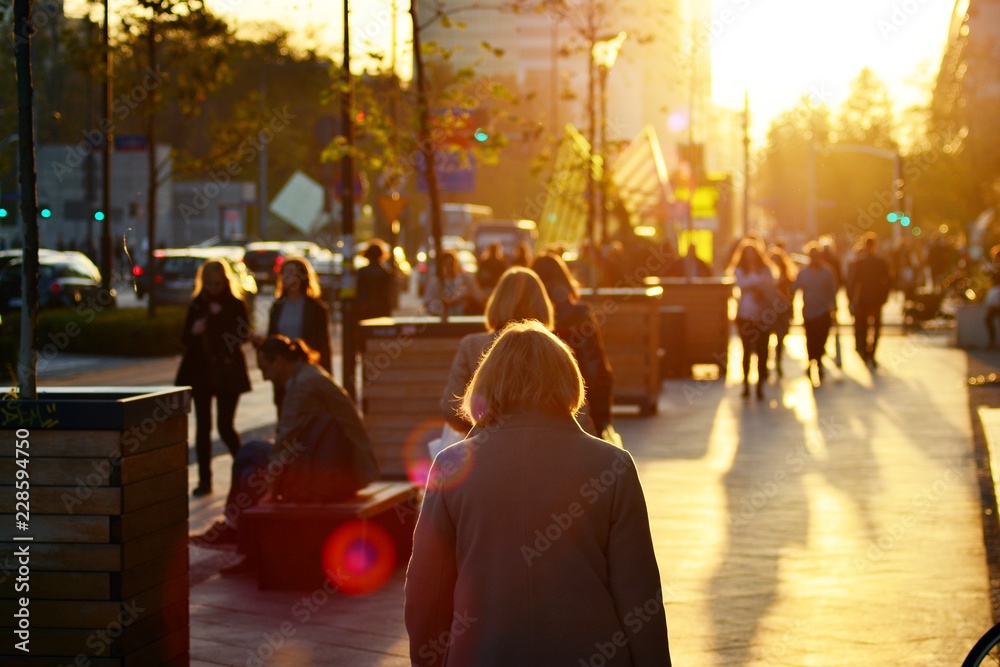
[
  {"xmin": 14, "ymin": 0, "xmax": 39, "ymax": 399},
  {"xmin": 409, "ymin": 2, "xmax": 445, "ymax": 321}
]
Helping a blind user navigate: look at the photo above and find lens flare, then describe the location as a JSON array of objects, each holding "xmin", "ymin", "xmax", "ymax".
[{"xmin": 322, "ymin": 520, "xmax": 397, "ymax": 596}]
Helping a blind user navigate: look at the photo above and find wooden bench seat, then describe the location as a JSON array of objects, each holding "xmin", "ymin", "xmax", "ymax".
[{"xmin": 241, "ymin": 481, "xmax": 421, "ymax": 590}]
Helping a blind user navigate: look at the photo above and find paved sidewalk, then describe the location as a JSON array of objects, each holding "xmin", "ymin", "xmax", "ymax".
[{"xmin": 37, "ymin": 324, "xmax": 993, "ymax": 665}]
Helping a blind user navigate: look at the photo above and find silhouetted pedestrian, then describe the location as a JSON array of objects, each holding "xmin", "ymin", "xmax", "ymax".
[
  {"xmin": 356, "ymin": 239, "xmax": 395, "ymax": 321},
  {"xmin": 726, "ymin": 239, "xmax": 777, "ymax": 400},
  {"xmin": 176, "ymin": 259, "xmax": 252, "ymax": 497},
  {"xmin": 794, "ymin": 243, "xmax": 837, "ymax": 383},
  {"xmin": 847, "ymin": 233, "xmax": 891, "ymax": 368}
]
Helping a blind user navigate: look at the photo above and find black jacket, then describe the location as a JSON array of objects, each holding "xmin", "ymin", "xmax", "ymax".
[
  {"xmin": 268, "ymin": 296, "xmax": 333, "ymax": 372},
  {"xmin": 554, "ymin": 300, "xmax": 614, "ymax": 433},
  {"xmin": 175, "ymin": 292, "xmax": 252, "ymax": 395}
]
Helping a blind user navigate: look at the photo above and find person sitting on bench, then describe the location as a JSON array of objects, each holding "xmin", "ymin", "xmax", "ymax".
[{"xmin": 190, "ymin": 336, "xmax": 379, "ymax": 565}]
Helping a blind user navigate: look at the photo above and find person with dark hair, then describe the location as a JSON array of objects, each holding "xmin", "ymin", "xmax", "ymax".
[
  {"xmin": 476, "ymin": 242, "xmax": 508, "ymax": 291},
  {"xmin": 846, "ymin": 233, "xmax": 891, "ymax": 367},
  {"xmin": 267, "ymin": 256, "xmax": 332, "ymax": 414},
  {"xmin": 769, "ymin": 246, "xmax": 797, "ymax": 378},
  {"xmin": 424, "ymin": 249, "xmax": 481, "ymax": 317},
  {"xmin": 406, "ymin": 320, "xmax": 671, "ymax": 666},
  {"xmin": 176, "ymin": 258, "xmax": 252, "ymax": 497},
  {"xmin": 189, "ymin": 335, "xmax": 379, "ymax": 572},
  {"xmin": 356, "ymin": 239, "xmax": 395, "ymax": 321},
  {"xmin": 794, "ymin": 242, "xmax": 838, "ymax": 383},
  {"xmin": 531, "ymin": 253, "xmax": 614, "ymax": 436}
]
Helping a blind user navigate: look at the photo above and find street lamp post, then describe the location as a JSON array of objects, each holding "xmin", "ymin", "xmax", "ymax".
[
  {"xmin": 593, "ymin": 32, "xmax": 626, "ymax": 253},
  {"xmin": 808, "ymin": 142, "xmax": 903, "ymax": 241}
]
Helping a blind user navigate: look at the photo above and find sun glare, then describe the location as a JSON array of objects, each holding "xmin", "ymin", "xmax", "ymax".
[{"xmin": 710, "ymin": 0, "xmax": 958, "ymax": 142}]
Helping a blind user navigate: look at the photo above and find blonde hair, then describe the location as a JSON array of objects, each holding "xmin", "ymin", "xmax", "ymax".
[
  {"xmin": 460, "ymin": 320, "xmax": 584, "ymax": 425},
  {"xmin": 275, "ymin": 256, "xmax": 322, "ymax": 299},
  {"xmin": 193, "ymin": 258, "xmax": 243, "ymax": 300},
  {"xmin": 484, "ymin": 267, "xmax": 554, "ymax": 332}
]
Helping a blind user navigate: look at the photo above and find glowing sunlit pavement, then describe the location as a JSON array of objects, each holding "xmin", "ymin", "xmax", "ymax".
[{"xmin": 187, "ymin": 330, "xmax": 991, "ymax": 666}]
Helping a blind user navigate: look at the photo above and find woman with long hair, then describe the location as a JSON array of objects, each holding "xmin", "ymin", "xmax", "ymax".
[
  {"xmin": 439, "ymin": 267, "xmax": 553, "ymax": 438},
  {"xmin": 424, "ymin": 249, "xmax": 482, "ymax": 317},
  {"xmin": 726, "ymin": 239, "xmax": 778, "ymax": 399},
  {"xmin": 406, "ymin": 321, "xmax": 671, "ymax": 665},
  {"xmin": 267, "ymin": 255, "xmax": 332, "ymax": 413},
  {"xmin": 175, "ymin": 258, "xmax": 252, "ymax": 497},
  {"xmin": 531, "ymin": 253, "xmax": 614, "ymax": 435}
]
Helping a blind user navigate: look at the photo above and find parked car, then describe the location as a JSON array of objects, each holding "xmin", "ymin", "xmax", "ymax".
[
  {"xmin": 132, "ymin": 247, "xmax": 257, "ymax": 307},
  {"xmin": 0, "ymin": 252, "xmax": 115, "ymax": 312},
  {"xmin": 243, "ymin": 241, "xmax": 296, "ymax": 287}
]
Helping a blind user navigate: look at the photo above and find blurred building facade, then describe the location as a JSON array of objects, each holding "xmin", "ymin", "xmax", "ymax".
[{"xmin": 415, "ymin": 0, "xmax": 736, "ymax": 228}]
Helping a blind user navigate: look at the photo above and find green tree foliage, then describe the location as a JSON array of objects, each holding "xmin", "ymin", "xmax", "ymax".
[
  {"xmin": 835, "ymin": 67, "xmax": 896, "ymax": 151},
  {"xmin": 756, "ymin": 94, "xmax": 831, "ymax": 238}
]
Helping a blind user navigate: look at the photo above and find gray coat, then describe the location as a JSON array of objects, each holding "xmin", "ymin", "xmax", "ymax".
[{"xmin": 404, "ymin": 411, "xmax": 671, "ymax": 666}]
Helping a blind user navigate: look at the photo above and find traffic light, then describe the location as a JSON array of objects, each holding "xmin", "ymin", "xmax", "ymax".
[
  {"xmin": 900, "ymin": 215, "xmax": 911, "ymax": 227},
  {"xmin": 473, "ymin": 127, "xmax": 489, "ymax": 143},
  {"xmin": 887, "ymin": 212, "xmax": 899, "ymax": 223},
  {"xmin": 0, "ymin": 206, "xmax": 7, "ymax": 219},
  {"xmin": 39, "ymin": 205, "xmax": 52, "ymax": 219},
  {"xmin": 94, "ymin": 210, "xmax": 105, "ymax": 222}
]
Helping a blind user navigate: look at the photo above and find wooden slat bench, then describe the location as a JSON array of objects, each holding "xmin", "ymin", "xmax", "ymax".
[
  {"xmin": 241, "ymin": 480, "xmax": 421, "ymax": 591},
  {"xmin": 358, "ymin": 316, "xmax": 487, "ymax": 480}
]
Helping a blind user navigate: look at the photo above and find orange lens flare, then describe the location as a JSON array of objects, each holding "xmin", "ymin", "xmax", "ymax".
[{"xmin": 322, "ymin": 520, "xmax": 397, "ymax": 596}]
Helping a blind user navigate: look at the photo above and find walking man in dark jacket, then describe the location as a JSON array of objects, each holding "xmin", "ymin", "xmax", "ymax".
[{"xmin": 847, "ymin": 233, "xmax": 891, "ymax": 368}]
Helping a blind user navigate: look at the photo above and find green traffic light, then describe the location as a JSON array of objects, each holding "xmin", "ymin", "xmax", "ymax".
[
  {"xmin": 94, "ymin": 211, "xmax": 105, "ymax": 221},
  {"xmin": 0, "ymin": 208, "xmax": 7, "ymax": 218},
  {"xmin": 887, "ymin": 212, "xmax": 899, "ymax": 223},
  {"xmin": 40, "ymin": 208, "xmax": 51, "ymax": 219},
  {"xmin": 473, "ymin": 128, "xmax": 488, "ymax": 142},
  {"xmin": 900, "ymin": 216, "xmax": 910, "ymax": 227}
]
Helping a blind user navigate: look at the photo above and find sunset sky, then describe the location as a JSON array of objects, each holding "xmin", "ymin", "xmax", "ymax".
[{"xmin": 69, "ymin": 0, "xmax": 960, "ymax": 141}]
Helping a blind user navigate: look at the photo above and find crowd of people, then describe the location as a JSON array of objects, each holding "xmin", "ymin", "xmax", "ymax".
[{"xmin": 176, "ymin": 226, "xmax": 987, "ymax": 663}]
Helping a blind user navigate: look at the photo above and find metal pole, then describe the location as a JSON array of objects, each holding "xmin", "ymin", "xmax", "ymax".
[
  {"xmin": 101, "ymin": 0, "xmax": 113, "ymax": 291},
  {"xmin": 340, "ymin": 0, "xmax": 357, "ymax": 399},
  {"xmin": 598, "ymin": 65, "xmax": 608, "ymax": 251},
  {"xmin": 258, "ymin": 68, "xmax": 268, "ymax": 239},
  {"xmin": 585, "ymin": 1, "xmax": 597, "ymax": 286},
  {"xmin": 742, "ymin": 90, "xmax": 750, "ymax": 236}
]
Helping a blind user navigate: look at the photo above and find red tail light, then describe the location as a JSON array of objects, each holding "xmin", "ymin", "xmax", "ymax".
[
  {"xmin": 49, "ymin": 282, "xmax": 62, "ymax": 294},
  {"xmin": 132, "ymin": 266, "xmax": 144, "ymax": 277},
  {"xmin": 273, "ymin": 255, "xmax": 285, "ymax": 273},
  {"xmin": 154, "ymin": 275, "xmax": 163, "ymax": 284}
]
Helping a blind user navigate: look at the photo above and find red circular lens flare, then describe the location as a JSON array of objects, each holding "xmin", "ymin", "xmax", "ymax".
[{"xmin": 321, "ymin": 521, "xmax": 397, "ymax": 596}]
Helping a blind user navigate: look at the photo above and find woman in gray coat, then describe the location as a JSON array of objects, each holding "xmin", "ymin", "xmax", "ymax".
[
  {"xmin": 406, "ymin": 320, "xmax": 671, "ymax": 666},
  {"xmin": 439, "ymin": 266, "xmax": 553, "ymax": 434}
]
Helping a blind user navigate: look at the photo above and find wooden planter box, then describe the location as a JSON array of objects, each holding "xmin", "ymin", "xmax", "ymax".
[
  {"xmin": 0, "ymin": 386, "xmax": 191, "ymax": 667},
  {"xmin": 647, "ymin": 278, "xmax": 734, "ymax": 377},
  {"xmin": 581, "ymin": 287, "xmax": 662, "ymax": 415},
  {"xmin": 359, "ymin": 317, "xmax": 486, "ymax": 481}
]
